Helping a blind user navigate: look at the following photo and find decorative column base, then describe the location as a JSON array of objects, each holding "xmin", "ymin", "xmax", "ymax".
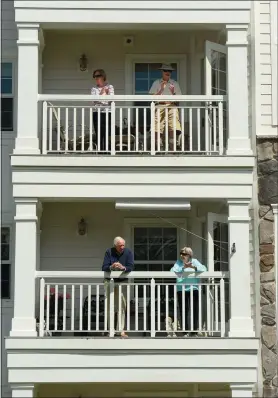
[
  {"xmin": 11, "ymin": 384, "xmax": 34, "ymax": 398},
  {"xmin": 226, "ymin": 138, "xmax": 253, "ymax": 156},
  {"xmin": 10, "ymin": 317, "xmax": 37, "ymax": 337},
  {"xmin": 230, "ymin": 383, "xmax": 254, "ymax": 397},
  {"xmin": 13, "ymin": 137, "xmax": 40, "ymax": 155},
  {"xmin": 228, "ymin": 318, "xmax": 255, "ymax": 338}
]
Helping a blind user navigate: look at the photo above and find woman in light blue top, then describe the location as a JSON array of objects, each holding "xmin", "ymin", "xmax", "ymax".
[{"xmin": 171, "ymin": 246, "xmax": 207, "ymax": 336}]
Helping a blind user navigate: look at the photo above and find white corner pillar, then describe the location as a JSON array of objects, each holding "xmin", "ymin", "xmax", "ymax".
[
  {"xmin": 228, "ymin": 200, "xmax": 255, "ymax": 337},
  {"xmin": 14, "ymin": 24, "xmax": 40, "ymax": 155},
  {"xmin": 230, "ymin": 383, "xmax": 254, "ymax": 398},
  {"xmin": 10, "ymin": 199, "xmax": 39, "ymax": 337},
  {"xmin": 226, "ymin": 24, "xmax": 252, "ymax": 156},
  {"xmin": 11, "ymin": 385, "xmax": 35, "ymax": 398}
]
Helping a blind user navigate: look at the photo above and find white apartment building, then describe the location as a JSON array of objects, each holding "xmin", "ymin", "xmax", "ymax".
[{"xmin": 1, "ymin": 1, "xmax": 277, "ymax": 397}]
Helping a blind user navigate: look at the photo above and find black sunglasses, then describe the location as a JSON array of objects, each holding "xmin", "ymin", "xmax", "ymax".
[
  {"xmin": 162, "ymin": 70, "xmax": 172, "ymax": 73},
  {"xmin": 180, "ymin": 252, "xmax": 190, "ymax": 256},
  {"xmin": 94, "ymin": 74, "xmax": 102, "ymax": 78}
]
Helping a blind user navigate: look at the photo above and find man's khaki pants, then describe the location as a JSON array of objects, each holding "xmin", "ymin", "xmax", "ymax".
[
  {"xmin": 155, "ymin": 104, "xmax": 181, "ymax": 150},
  {"xmin": 104, "ymin": 281, "xmax": 127, "ymax": 333}
]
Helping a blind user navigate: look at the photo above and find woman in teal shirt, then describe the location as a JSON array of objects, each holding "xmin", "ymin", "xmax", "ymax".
[{"xmin": 171, "ymin": 247, "xmax": 207, "ymax": 336}]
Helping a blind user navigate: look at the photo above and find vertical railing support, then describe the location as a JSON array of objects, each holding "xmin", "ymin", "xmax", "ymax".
[
  {"xmin": 110, "ymin": 101, "xmax": 116, "ymax": 155},
  {"xmin": 218, "ymin": 101, "xmax": 224, "ymax": 155},
  {"xmin": 150, "ymin": 102, "xmax": 156, "ymax": 156},
  {"xmin": 39, "ymin": 278, "xmax": 45, "ymax": 337},
  {"xmin": 220, "ymin": 278, "xmax": 225, "ymax": 337},
  {"xmin": 109, "ymin": 279, "xmax": 115, "ymax": 337},
  {"xmin": 42, "ymin": 101, "xmax": 47, "ymax": 154},
  {"xmin": 150, "ymin": 278, "xmax": 156, "ymax": 337}
]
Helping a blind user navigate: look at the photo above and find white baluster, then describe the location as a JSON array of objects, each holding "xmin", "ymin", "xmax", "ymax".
[
  {"xmin": 165, "ymin": 107, "xmax": 169, "ymax": 153},
  {"xmin": 96, "ymin": 284, "xmax": 99, "ymax": 331},
  {"xmin": 220, "ymin": 278, "xmax": 225, "ymax": 337},
  {"xmin": 79, "ymin": 284, "xmax": 83, "ymax": 331},
  {"xmin": 135, "ymin": 107, "xmax": 139, "ymax": 152},
  {"xmin": 150, "ymin": 279, "xmax": 156, "ymax": 337},
  {"xmin": 143, "ymin": 284, "xmax": 147, "ymax": 331},
  {"xmin": 157, "ymin": 284, "xmax": 161, "ymax": 331},
  {"xmin": 181, "ymin": 107, "xmax": 185, "ymax": 152},
  {"xmin": 71, "ymin": 285, "xmax": 75, "ymax": 331},
  {"xmin": 46, "ymin": 284, "xmax": 50, "ymax": 331},
  {"xmin": 110, "ymin": 102, "xmax": 116, "ymax": 155},
  {"xmin": 165, "ymin": 284, "xmax": 169, "ymax": 331},
  {"xmin": 65, "ymin": 108, "xmax": 69, "ymax": 152},
  {"xmin": 127, "ymin": 284, "xmax": 130, "ymax": 331},
  {"xmin": 118, "ymin": 284, "xmax": 122, "ymax": 331},
  {"xmin": 173, "ymin": 107, "xmax": 177, "ymax": 152},
  {"xmin": 174, "ymin": 284, "xmax": 177, "ymax": 331},
  {"xmin": 57, "ymin": 108, "xmax": 61, "ymax": 152},
  {"xmin": 127, "ymin": 107, "xmax": 131, "ymax": 152},
  {"xmin": 54, "ymin": 284, "xmax": 58, "ymax": 331},
  {"xmin": 150, "ymin": 102, "xmax": 155, "ymax": 155},
  {"xmin": 135, "ymin": 284, "xmax": 139, "ymax": 331},
  {"xmin": 143, "ymin": 107, "xmax": 147, "ymax": 151},
  {"xmin": 49, "ymin": 107, "xmax": 53, "ymax": 152},
  {"xmin": 81, "ymin": 107, "xmax": 85, "ymax": 152},
  {"xmin": 198, "ymin": 285, "xmax": 202, "ymax": 332},
  {"xmin": 63, "ymin": 285, "xmax": 67, "ymax": 331},
  {"xmin": 42, "ymin": 102, "xmax": 47, "ymax": 154},
  {"xmin": 197, "ymin": 107, "xmax": 201, "ymax": 152},
  {"xmin": 189, "ymin": 107, "xmax": 193, "ymax": 152},
  {"xmin": 206, "ymin": 284, "xmax": 211, "ymax": 334},
  {"xmin": 73, "ymin": 108, "xmax": 77, "ymax": 151},
  {"xmin": 109, "ymin": 279, "xmax": 115, "ymax": 337},
  {"xmin": 190, "ymin": 285, "xmax": 194, "ymax": 332},
  {"xmin": 119, "ymin": 108, "xmax": 123, "ymax": 152},
  {"xmin": 89, "ymin": 108, "xmax": 93, "ymax": 151},
  {"xmin": 88, "ymin": 284, "xmax": 91, "ymax": 331},
  {"xmin": 205, "ymin": 103, "xmax": 209, "ymax": 154},
  {"xmin": 105, "ymin": 108, "xmax": 109, "ymax": 152},
  {"xmin": 218, "ymin": 101, "xmax": 224, "ymax": 155},
  {"xmin": 97, "ymin": 108, "xmax": 101, "ymax": 152},
  {"xmin": 182, "ymin": 286, "xmax": 185, "ymax": 331},
  {"xmin": 215, "ymin": 283, "xmax": 219, "ymax": 331},
  {"xmin": 39, "ymin": 278, "xmax": 45, "ymax": 337},
  {"xmin": 213, "ymin": 107, "xmax": 217, "ymax": 153}
]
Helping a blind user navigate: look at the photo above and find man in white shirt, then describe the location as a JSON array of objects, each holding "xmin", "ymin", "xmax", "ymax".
[{"xmin": 149, "ymin": 64, "xmax": 182, "ymax": 151}]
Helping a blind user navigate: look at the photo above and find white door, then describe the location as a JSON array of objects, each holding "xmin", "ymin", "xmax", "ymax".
[
  {"xmin": 206, "ymin": 213, "xmax": 229, "ymax": 334},
  {"xmin": 204, "ymin": 41, "xmax": 227, "ymax": 154}
]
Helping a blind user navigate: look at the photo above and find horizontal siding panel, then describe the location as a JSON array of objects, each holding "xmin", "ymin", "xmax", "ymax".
[
  {"xmin": 260, "ymin": 64, "xmax": 272, "ymax": 74},
  {"xmin": 261, "ymin": 104, "xmax": 272, "ymax": 115},
  {"xmin": 259, "ymin": 12, "xmax": 270, "ymax": 23},
  {"xmin": 260, "ymin": 74, "xmax": 272, "ymax": 84},
  {"xmin": 260, "ymin": 54, "xmax": 271, "ymax": 64},
  {"xmin": 260, "ymin": 23, "xmax": 271, "ymax": 34},
  {"xmin": 261, "ymin": 115, "xmax": 273, "ymax": 125},
  {"xmin": 261, "ymin": 94, "xmax": 272, "ymax": 105},
  {"xmin": 260, "ymin": 43, "xmax": 271, "ymax": 55},
  {"xmin": 261, "ymin": 84, "xmax": 272, "ymax": 95},
  {"xmin": 260, "ymin": 3, "xmax": 270, "ymax": 13},
  {"xmin": 260, "ymin": 33, "xmax": 271, "ymax": 44}
]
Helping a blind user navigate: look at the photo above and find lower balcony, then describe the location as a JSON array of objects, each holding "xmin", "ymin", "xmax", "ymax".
[
  {"xmin": 39, "ymin": 95, "xmax": 226, "ymax": 156},
  {"xmin": 36, "ymin": 271, "xmax": 228, "ymax": 338}
]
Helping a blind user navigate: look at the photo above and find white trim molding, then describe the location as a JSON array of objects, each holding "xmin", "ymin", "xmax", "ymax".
[
  {"xmin": 270, "ymin": 0, "xmax": 278, "ymax": 126},
  {"xmin": 10, "ymin": 384, "xmax": 34, "ymax": 398}
]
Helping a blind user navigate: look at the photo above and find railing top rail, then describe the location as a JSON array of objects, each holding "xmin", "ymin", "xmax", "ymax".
[
  {"xmin": 38, "ymin": 94, "xmax": 227, "ymax": 102},
  {"xmin": 35, "ymin": 271, "xmax": 229, "ymax": 279}
]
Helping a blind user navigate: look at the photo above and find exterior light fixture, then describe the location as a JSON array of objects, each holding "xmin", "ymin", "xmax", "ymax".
[
  {"xmin": 77, "ymin": 217, "xmax": 87, "ymax": 236},
  {"xmin": 79, "ymin": 54, "xmax": 88, "ymax": 72}
]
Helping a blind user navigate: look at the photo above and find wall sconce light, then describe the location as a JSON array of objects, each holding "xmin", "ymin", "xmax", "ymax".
[
  {"xmin": 79, "ymin": 53, "xmax": 88, "ymax": 72},
  {"xmin": 77, "ymin": 217, "xmax": 87, "ymax": 236}
]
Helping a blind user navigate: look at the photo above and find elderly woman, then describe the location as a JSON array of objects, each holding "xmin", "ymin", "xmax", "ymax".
[
  {"xmin": 91, "ymin": 69, "xmax": 114, "ymax": 152},
  {"xmin": 171, "ymin": 247, "xmax": 207, "ymax": 337}
]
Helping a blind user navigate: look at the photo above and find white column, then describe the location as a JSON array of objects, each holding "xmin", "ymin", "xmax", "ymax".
[
  {"xmin": 228, "ymin": 200, "xmax": 255, "ymax": 337},
  {"xmin": 14, "ymin": 24, "xmax": 40, "ymax": 155},
  {"xmin": 10, "ymin": 199, "xmax": 38, "ymax": 336},
  {"xmin": 226, "ymin": 24, "xmax": 252, "ymax": 156},
  {"xmin": 11, "ymin": 385, "xmax": 34, "ymax": 398},
  {"xmin": 230, "ymin": 383, "xmax": 254, "ymax": 397}
]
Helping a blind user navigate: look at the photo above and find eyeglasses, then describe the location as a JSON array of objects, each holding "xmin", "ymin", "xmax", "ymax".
[
  {"xmin": 180, "ymin": 252, "xmax": 190, "ymax": 256},
  {"xmin": 162, "ymin": 70, "xmax": 172, "ymax": 73},
  {"xmin": 94, "ymin": 74, "xmax": 102, "ymax": 78}
]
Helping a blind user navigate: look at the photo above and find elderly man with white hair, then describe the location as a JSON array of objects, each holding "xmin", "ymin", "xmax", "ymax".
[{"xmin": 102, "ymin": 236, "xmax": 134, "ymax": 338}]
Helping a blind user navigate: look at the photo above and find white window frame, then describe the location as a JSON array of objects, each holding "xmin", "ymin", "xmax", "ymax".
[
  {"xmin": 1, "ymin": 61, "xmax": 15, "ymax": 133},
  {"xmin": 270, "ymin": 0, "xmax": 278, "ymax": 126},
  {"xmin": 1, "ymin": 226, "xmax": 12, "ymax": 303},
  {"xmin": 125, "ymin": 54, "xmax": 187, "ymax": 95}
]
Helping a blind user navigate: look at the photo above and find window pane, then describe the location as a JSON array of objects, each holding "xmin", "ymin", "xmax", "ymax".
[
  {"xmin": 149, "ymin": 244, "xmax": 163, "ymax": 261},
  {"xmin": 135, "ymin": 79, "xmax": 149, "ymax": 93},
  {"xmin": 1, "ymin": 228, "xmax": 10, "ymax": 261},
  {"xmin": 134, "ymin": 228, "xmax": 148, "ymax": 244},
  {"xmin": 163, "ymin": 244, "xmax": 177, "ymax": 261},
  {"xmin": 2, "ymin": 63, "xmax": 12, "ymax": 78},
  {"xmin": 134, "ymin": 244, "xmax": 148, "ymax": 261},
  {"xmin": 148, "ymin": 228, "xmax": 162, "ymax": 244},
  {"xmin": 1, "ymin": 78, "xmax": 12, "ymax": 94},
  {"xmin": 1, "ymin": 263, "xmax": 11, "ymax": 299},
  {"xmin": 134, "ymin": 62, "xmax": 178, "ymax": 94},
  {"xmin": 1, "ymin": 98, "xmax": 13, "ymax": 131}
]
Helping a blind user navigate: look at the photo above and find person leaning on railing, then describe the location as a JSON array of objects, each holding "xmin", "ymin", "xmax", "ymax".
[
  {"xmin": 91, "ymin": 69, "xmax": 115, "ymax": 152},
  {"xmin": 102, "ymin": 236, "xmax": 134, "ymax": 338},
  {"xmin": 171, "ymin": 247, "xmax": 207, "ymax": 337},
  {"xmin": 149, "ymin": 63, "xmax": 182, "ymax": 151}
]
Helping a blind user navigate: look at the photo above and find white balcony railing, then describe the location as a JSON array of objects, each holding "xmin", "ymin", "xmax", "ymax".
[
  {"xmin": 39, "ymin": 95, "xmax": 226, "ymax": 156},
  {"xmin": 36, "ymin": 271, "xmax": 228, "ymax": 338}
]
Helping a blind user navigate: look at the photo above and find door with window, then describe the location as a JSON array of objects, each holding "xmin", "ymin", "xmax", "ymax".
[
  {"xmin": 134, "ymin": 63, "xmax": 178, "ymax": 130},
  {"xmin": 204, "ymin": 41, "xmax": 227, "ymax": 153}
]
